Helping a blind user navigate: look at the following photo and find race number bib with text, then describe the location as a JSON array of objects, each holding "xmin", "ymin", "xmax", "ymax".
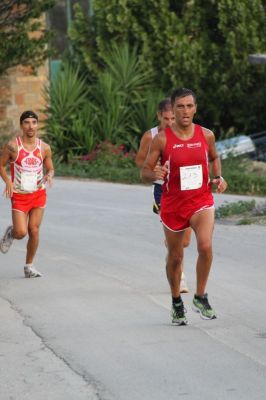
[
  {"xmin": 21, "ymin": 172, "xmax": 38, "ymax": 192},
  {"xmin": 180, "ymin": 165, "xmax": 203, "ymax": 191}
]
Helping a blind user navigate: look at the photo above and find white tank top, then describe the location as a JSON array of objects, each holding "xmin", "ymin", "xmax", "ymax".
[
  {"xmin": 150, "ymin": 126, "xmax": 163, "ymax": 184},
  {"xmin": 11, "ymin": 136, "xmax": 44, "ymax": 193},
  {"xmin": 150, "ymin": 126, "xmax": 158, "ymax": 139}
]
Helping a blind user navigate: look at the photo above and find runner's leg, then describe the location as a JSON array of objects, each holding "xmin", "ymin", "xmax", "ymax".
[
  {"xmin": 163, "ymin": 226, "xmax": 185, "ymax": 297},
  {"xmin": 183, "ymin": 227, "xmax": 192, "ymax": 248},
  {"xmin": 26, "ymin": 208, "xmax": 45, "ymax": 264},
  {"xmin": 12, "ymin": 210, "xmax": 28, "ymax": 239},
  {"xmin": 190, "ymin": 208, "xmax": 215, "ymax": 296}
]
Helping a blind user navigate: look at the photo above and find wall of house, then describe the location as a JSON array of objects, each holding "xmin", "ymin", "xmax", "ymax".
[{"xmin": 0, "ymin": 62, "xmax": 49, "ymax": 138}]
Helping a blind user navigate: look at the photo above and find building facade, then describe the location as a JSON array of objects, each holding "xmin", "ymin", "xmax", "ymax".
[{"xmin": 0, "ymin": 0, "xmax": 91, "ymax": 138}]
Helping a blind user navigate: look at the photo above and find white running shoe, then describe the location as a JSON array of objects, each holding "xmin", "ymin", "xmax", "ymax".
[
  {"xmin": 180, "ymin": 275, "xmax": 189, "ymax": 293},
  {"xmin": 0, "ymin": 226, "xmax": 14, "ymax": 254},
  {"xmin": 24, "ymin": 265, "xmax": 42, "ymax": 278}
]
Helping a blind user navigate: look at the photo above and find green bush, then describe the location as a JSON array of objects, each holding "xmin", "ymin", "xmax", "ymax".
[
  {"xmin": 54, "ymin": 140, "xmax": 139, "ymax": 184},
  {"xmin": 215, "ymin": 200, "xmax": 256, "ymax": 219},
  {"xmin": 87, "ymin": 43, "xmax": 156, "ymax": 149},
  {"xmin": 42, "ymin": 63, "xmax": 97, "ymax": 163},
  {"xmin": 221, "ymin": 156, "xmax": 266, "ymax": 195},
  {"xmin": 43, "ymin": 44, "xmax": 163, "ymax": 162},
  {"xmin": 69, "ymin": 1, "xmax": 266, "ymax": 136}
]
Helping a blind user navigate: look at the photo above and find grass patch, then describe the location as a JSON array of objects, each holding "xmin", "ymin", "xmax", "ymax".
[
  {"xmin": 215, "ymin": 200, "xmax": 256, "ymax": 219},
  {"xmin": 215, "ymin": 199, "xmax": 266, "ymax": 225},
  {"xmin": 237, "ymin": 218, "xmax": 253, "ymax": 225},
  {"xmin": 222, "ymin": 156, "xmax": 266, "ymax": 196}
]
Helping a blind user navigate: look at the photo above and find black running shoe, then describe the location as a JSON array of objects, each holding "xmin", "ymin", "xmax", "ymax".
[{"xmin": 171, "ymin": 299, "xmax": 188, "ymax": 326}]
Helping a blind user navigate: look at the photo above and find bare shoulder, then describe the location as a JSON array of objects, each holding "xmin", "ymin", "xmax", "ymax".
[
  {"xmin": 156, "ymin": 128, "xmax": 166, "ymax": 142},
  {"xmin": 202, "ymin": 126, "xmax": 215, "ymax": 145},
  {"xmin": 151, "ymin": 129, "xmax": 166, "ymax": 150},
  {"xmin": 41, "ymin": 140, "xmax": 51, "ymax": 150},
  {"xmin": 41, "ymin": 140, "xmax": 52, "ymax": 158},
  {"xmin": 0, "ymin": 137, "xmax": 17, "ymax": 161},
  {"xmin": 6, "ymin": 138, "xmax": 17, "ymax": 154},
  {"xmin": 141, "ymin": 130, "xmax": 152, "ymax": 142}
]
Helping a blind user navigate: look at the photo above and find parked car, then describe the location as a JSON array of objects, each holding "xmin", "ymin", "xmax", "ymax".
[
  {"xmin": 216, "ymin": 135, "xmax": 256, "ymax": 160},
  {"xmin": 250, "ymin": 131, "xmax": 266, "ymax": 162}
]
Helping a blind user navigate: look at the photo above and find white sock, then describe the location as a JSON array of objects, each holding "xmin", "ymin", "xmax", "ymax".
[{"xmin": 25, "ymin": 263, "xmax": 33, "ymax": 268}]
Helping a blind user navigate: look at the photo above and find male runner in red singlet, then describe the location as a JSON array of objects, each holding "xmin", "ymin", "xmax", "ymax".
[
  {"xmin": 136, "ymin": 98, "xmax": 192, "ymax": 293},
  {"xmin": 142, "ymin": 88, "xmax": 227, "ymax": 325},
  {"xmin": 0, "ymin": 111, "xmax": 54, "ymax": 278}
]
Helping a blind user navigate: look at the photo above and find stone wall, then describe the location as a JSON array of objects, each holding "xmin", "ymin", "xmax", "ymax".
[{"xmin": 0, "ymin": 62, "xmax": 49, "ymax": 139}]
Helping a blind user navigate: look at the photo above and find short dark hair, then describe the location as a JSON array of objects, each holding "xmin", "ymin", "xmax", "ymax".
[
  {"xmin": 157, "ymin": 98, "xmax": 172, "ymax": 113},
  {"xmin": 171, "ymin": 88, "xmax": 197, "ymax": 105},
  {"xmin": 20, "ymin": 110, "xmax": 38, "ymax": 124}
]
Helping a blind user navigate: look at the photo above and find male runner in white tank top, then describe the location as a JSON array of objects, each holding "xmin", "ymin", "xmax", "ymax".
[
  {"xmin": 0, "ymin": 111, "xmax": 54, "ymax": 277},
  {"xmin": 135, "ymin": 98, "xmax": 192, "ymax": 293}
]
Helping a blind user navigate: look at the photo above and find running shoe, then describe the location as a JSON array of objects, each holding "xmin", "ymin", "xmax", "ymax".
[
  {"xmin": 0, "ymin": 226, "xmax": 13, "ymax": 254},
  {"xmin": 192, "ymin": 294, "xmax": 217, "ymax": 320},
  {"xmin": 171, "ymin": 299, "xmax": 188, "ymax": 326},
  {"xmin": 180, "ymin": 274, "xmax": 189, "ymax": 293},
  {"xmin": 24, "ymin": 265, "xmax": 42, "ymax": 278}
]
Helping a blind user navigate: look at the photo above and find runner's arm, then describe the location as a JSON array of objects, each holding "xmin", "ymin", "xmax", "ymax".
[
  {"xmin": 204, "ymin": 129, "xmax": 227, "ymax": 193},
  {"xmin": 141, "ymin": 133, "xmax": 167, "ymax": 183},
  {"xmin": 43, "ymin": 144, "xmax": 54, "ymax": 185},
  {"xmin": 0, "ymin": 141, "xmax": 15, "ymax": 197},
  {"xmin": 135, "ymin": 131, "xmax": 152, "ymax": 168}
]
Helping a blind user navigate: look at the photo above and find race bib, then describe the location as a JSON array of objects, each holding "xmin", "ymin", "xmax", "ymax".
[
  {"xmin": 180, "ymin": 165, "xmax": 203, "ymax": 191},
  {"xmin": 21, "ymin": 172, "xmax": 38, "ymax": 192}
]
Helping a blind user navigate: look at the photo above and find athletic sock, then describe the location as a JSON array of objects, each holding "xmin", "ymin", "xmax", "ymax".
[{"xmin": 172, "ymin": 296, "xmax": 182, "ymax": 305}]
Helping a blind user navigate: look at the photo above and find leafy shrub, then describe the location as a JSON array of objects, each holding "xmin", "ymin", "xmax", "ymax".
[
  {"xmin": 215, "ymin": 200, "xmax": 256, "ymax": 219},
  {"xmin": 87, "ymin": 43, "xmax": 156, "ymax": 149},
  {"xmin": 79, "ymin": 141, "xmax": 136, "ymax": 169},
  {"xmin": 55, "ymin": 141, "xmax": 139, "ymax": 183},
  {"xmin": 221, "ymin": 156, "xmax": 266, "ymax": 195},
  {"xmin": 42, "ymin": 63, "xmax": 97, "ymax": 162},
  {"xmin": 43, "ymin": 44, "xmax": 161, "ymax": 162}
]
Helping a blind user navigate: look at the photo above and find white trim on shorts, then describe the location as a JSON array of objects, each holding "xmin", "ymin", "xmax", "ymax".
[
  {"xmin": 12, "ymin": 205, "xmax": 46, "ymax": 214},
  {"xmin": 12, "ymin": 208, "xmax": 25, "ymax": 213},
  {"xmin": 161, "ymin": 219, "xmax": 187, "ymax": 233},
  {"xmin": 194, "ymin": 204, "xmax": 214, "ymax": 214},
  {"xmin": 161, "ymin": 204, "xmax": 214, "ymax": 233}
]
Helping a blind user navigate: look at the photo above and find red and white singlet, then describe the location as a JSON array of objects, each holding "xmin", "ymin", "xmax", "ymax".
[
  {"xmin": 160, "ymin": 124, "xmax": 214, "ymax": 230},
  {"xmin": 11, "ymin": 136, "xmax": 45, "ymax": 194}
]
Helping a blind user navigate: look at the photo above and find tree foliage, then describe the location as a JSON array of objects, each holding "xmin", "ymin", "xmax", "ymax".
[
  {"xmin": 69, "ymin": 0, "xmax": 266, "ymax": 136},
  {"xmin": 0, "ymin": 0, "xmax": 55, "ymax": 75}
]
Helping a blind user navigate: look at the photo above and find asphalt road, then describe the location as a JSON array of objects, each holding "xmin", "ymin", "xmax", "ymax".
[{"xmin": 0, "ymin": 179, "xmax": 266, "ymax": 400}]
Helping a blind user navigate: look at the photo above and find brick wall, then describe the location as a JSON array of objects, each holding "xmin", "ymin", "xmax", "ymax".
[{"xmin": 0, "ymin": 62, "xmax": 49, "ymax": 138}]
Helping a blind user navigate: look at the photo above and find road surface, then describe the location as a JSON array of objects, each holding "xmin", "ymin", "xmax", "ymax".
[{"xmin": 0, "ymin": 179, "xmax": 266, "ymax": 400}]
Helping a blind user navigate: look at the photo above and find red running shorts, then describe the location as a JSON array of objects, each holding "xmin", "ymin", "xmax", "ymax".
[
  {"xmin": 11, "ymin": 189, "xmax": 47, "ymax": 213},
  {"xmin": 160, "ymin": 203, "xmax": 214, "ymax": 232}
]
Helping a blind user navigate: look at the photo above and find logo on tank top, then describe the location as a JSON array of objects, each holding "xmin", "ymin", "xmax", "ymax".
[
  {"xmin": 21, "ymin": 155, "xmax": 40, "ymax": 168},
  {"xmin": 187, "ymin": 142, "xmax": 202, "ymax": 148},
  {"xmin": 173, "ymin": 144, "xmax": 184, "ymax": 149}
]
